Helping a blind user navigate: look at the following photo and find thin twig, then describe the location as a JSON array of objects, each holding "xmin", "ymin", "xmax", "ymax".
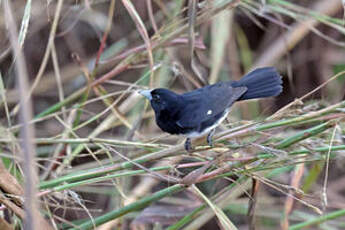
[{"xmin": 322, "ymin": 123, "xmax": 338, "ymax": 210}]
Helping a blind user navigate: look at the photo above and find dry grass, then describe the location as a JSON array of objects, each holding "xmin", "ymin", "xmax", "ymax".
[{"xmin": 0, "ymin": 0, "xmax": 345, "ymax": 229}]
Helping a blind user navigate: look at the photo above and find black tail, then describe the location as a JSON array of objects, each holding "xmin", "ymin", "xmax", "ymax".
[{"xmin": 231, "ymin": 67, "xmax": 283, "ymax": 100}]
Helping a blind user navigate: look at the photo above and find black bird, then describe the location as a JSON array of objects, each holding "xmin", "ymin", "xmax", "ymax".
[{"xmin": 139, "ymin": 67, "xmax": 283, "ymax": 151}]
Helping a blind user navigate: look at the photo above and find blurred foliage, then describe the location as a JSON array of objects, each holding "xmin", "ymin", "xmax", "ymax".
[{"xmin": 0, "ymin": 0, "xmax": 345, "ymax": 229}]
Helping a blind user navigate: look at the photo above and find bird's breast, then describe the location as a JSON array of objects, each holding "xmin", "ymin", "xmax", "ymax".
[{"xmin": 154, "ymin": 110, "xmax": 190, "ymax": 135}]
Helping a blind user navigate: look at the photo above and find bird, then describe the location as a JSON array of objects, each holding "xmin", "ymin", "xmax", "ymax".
[{"xmin": 139, "ymin": 67, "xmax": 283, "ymax": 151}]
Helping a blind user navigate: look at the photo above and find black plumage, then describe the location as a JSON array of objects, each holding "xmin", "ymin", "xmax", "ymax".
[{"xmin": 139, "ymin": 67, "xmax": 283, "ymax": 151}]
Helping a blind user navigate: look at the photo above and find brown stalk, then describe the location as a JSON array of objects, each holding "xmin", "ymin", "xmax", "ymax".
[
  {"xmin": 253, "ymin": 0, "xmax": 342, "ymax": 68},
  {"xmin": 248, "ymin": 179, "xmax": 260, "ymax": 230},
  {"xmin": 4, "ymin": 1, "xmax": 39, "ymax": 229},
  {"xmin": 281, "ymin": 163, "xmax": 305, "ymax": 230},
  {"xmin": 188, "ymin": 0, "xmax": 208, "ymax": 85},
  {"xmin": 93, "ymin": 0, "xmax": 116, "ymax": 71},
  {"xmin": 122, "ymin": 0, "xmax": 155, "ymax": 87},
  {"xmin": 3, "ymin": 1, "xmax": 52, "ymax": 229},
  {"xmin": 11, "ymin": 0, "xmax": 65, "ymax": 116},
  {"xmin": 146, "ymin": 0, "xmax": 159, "ymax": 34}
]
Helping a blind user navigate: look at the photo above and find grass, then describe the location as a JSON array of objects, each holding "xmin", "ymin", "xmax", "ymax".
[{"xmin": 1, "ymin": 0, "xmax": 345, "ymax": 229}]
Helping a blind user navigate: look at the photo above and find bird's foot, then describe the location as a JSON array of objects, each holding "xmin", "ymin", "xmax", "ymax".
[
  {"xmin": 207, "ymin": 129, "xmax": 215, "ymax": 147},
  {"xmin": 184, "ymin": 138, "xmax": 193, "ymax": 152}
]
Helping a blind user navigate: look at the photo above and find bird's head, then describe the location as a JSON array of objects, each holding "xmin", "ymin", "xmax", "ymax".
[{"xmin": 139, "ymin": 88, "xmax": 181, "ymax": 114}]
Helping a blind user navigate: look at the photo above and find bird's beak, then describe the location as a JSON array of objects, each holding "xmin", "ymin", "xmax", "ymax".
[{"xmin": 138, "ymin": 89, "xmax": 152, "ymax": 100}]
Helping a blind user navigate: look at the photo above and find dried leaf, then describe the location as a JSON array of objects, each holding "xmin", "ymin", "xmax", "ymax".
[
  {"xmin": 0, "ymin": 161, "xmax": 23, "ymax": 196},
  {"xmin": 0, "ymin": 218, "xmax": 13, "ymax": 230}
]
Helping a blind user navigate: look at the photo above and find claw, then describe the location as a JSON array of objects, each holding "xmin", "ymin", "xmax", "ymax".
[
  {"xmin": 207, "ymin": 129, "xmax": 215, "ymax": 147},
  {"xmin": 184, "ymin": 138, "xmax": 192, "ymax": 152}
]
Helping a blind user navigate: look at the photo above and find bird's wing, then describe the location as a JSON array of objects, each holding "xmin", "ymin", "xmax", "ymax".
[{"xmin": 176, "ymin": 82, "xmax": 247, "ymax": 129}]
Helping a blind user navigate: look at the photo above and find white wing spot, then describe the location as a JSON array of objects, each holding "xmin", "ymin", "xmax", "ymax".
[{"xmin": 207, "ymin": 110, "xmax": 212, "ymax": 115}]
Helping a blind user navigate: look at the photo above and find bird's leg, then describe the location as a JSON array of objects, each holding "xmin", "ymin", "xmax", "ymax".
[
  {"xmin": 184, "ymin": 138, "xmax": 192, "ymax": 152},
  {"xmin": 207, "ymin": 129, "xmax": 215, "ymax": 147}
]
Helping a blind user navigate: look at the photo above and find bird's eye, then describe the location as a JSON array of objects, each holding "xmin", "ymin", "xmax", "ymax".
[{"xmin": 152, "ymin": 94, "xmax": 160, "ymax": 101}]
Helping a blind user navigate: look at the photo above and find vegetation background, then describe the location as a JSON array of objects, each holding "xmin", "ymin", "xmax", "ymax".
[{"xmin": 0, "ymin": 0, "xmax": 345, "ymax": 229}]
